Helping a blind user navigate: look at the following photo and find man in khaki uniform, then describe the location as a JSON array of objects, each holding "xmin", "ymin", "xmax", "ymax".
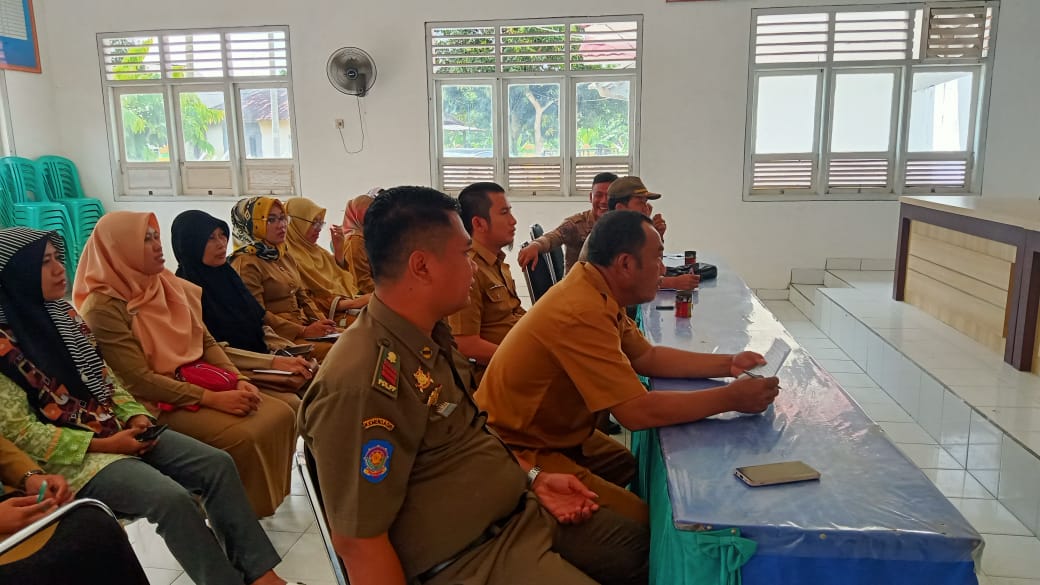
[
  {"xmin": 477, "ymin": 211, "xmax": 781, "ymax": 525},
  {"xmin": 447, "ymin": 182, "xmax": 526, "ymax": 381},
  {"xmin": 299, "ymin": 187, "xmax": 648, "ymax": 585},
  {"xmin": 577, "ymin": 176, "xmax": 700, "ymax": 292},
  {"xmin": 517, "ymin": 172, "xmax": 617, "ymax": 272}
]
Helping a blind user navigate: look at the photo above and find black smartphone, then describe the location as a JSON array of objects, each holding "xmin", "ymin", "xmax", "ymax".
[{"xmin": 136, "ymin": 424, "xmax": 169, "ymax": 442}]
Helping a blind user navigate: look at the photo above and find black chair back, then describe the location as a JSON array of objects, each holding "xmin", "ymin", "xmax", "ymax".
[
  {"xmin": 521, "ymin": 241, "xmax": 557, "ymax": 302},
  {"xmin": 530, "ymin": 223, "xmax": 565, "ymax": 280},
  {"xmin": 297, "ymin": 446, "xmax": 351, "ymax": 585}
]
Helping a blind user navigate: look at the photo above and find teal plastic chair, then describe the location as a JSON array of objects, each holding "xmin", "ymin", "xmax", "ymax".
[
  {"xmin": 36, "ymin": 155, "xmax": 105, "ymax": 248},
  {"xmin": 0, "ymin": 159, "xmax": 80, "ymax": 276}
]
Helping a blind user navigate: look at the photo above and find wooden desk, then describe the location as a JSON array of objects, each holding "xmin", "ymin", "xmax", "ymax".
[{"xmin": 894, "ymin": 196, "xmax": 1040, "ymax": 371}]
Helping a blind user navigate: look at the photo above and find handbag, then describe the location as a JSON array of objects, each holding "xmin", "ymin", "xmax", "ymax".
[{"xmin": 159, "ymin": 361, "xmax": 239, "ymax": 412}]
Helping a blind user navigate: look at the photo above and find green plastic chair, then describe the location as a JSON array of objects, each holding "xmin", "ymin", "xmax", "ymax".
[
  {"xmin": 36, "ymin": 155, "xmax": 105, "ymax": 248},
  {"xmin": 0, "ymin": 161, "xmax": 80, "ymax": 276}
]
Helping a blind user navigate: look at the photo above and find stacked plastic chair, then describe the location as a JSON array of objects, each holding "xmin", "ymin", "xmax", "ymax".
[
  {"xmin": 0, "ymin": 156, "xmax": 80, "ymax": 276},
  {"xmin": 37, "ymin": 155, "xmax": 106, "ymax": 253}
]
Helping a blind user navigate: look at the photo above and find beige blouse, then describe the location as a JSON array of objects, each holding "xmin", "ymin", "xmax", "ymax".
[
  {"xmin": 231, "ymin": 253, "xmax": 324, "ymax": 341},
  {"xmin": 78, "ymin": 292, "xmax": 243, "ymax": 413}
]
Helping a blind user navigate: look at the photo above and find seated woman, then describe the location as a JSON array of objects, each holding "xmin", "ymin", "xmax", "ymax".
[
  {"xmin": 171, "ymin": 210, "xmax": 315, "ymax": 396},
  {"xmin": 1, "ymin": 437, "xmax": 148, "ymax": 585},
  {"xmin": 284, "ymin": 197, "xmax": 369, "ymax": 325},
  {"xmin": 0, "ymin": 227, "xmax": 301, "ymax": 585},
  {"xmin": 229, "ymin": 197, "xmax": 339, "ymax": 361},
  {"xmin": 72, "ymin": 212, "xmax": 296, "ymax": 519},
  {"xmin": 337, "ymin": 193, "xmax": 375, "ymax": 294}
]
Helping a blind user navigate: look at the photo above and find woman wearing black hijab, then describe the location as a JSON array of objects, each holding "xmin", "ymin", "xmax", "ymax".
[{"xmin": 170, "ymin": 210, "xmax": 316, "ymax": 400}]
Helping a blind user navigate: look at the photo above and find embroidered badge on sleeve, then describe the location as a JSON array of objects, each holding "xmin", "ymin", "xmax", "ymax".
[
  {"xmin": 371, "ymin": 345, "xmax": 400, "ymax": 398},
  {"xmin": 360, "ymin": 439, "xmax": 393, "ymax": 483}
]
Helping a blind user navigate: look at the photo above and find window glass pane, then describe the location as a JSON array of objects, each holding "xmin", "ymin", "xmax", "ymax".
[
  {"xmin": 119, "ymin": 93, "xmax": 169, "ymax": 162},
  {"xmin": 908, "ymin": 71, "xmax": 974, "ymax": 152},
  {"xmin": 240, "ymin": 88, "xmax": 293, "ymax": 159},
  {"xmin": 507, "ymin": 83, "xmax": 560, "ymax": 157},
  {"xmin": 441, "ymin": 84, "xmax": 493, "ymax": 158},
  {"xmin": 830, "ymin": 72, "xmax": 894, "ymax": 152},
  {"xmin": 576, "ymin": 80, "xmax": 629, "ymax": 157},
  {"xmin": 754, "ymin": 75, "xmax": 817, "ymax": 154},
  {"xmin": 180, "ymin": 91, "xmax": 229, "ymax": 161}
]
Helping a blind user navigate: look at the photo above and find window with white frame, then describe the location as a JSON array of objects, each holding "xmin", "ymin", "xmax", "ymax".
[
  {"xmin": 98, "ymin": 27, "xmax": 298, "ymax": 198},
  {"xmin": 426, "ymin": 17, "xmax": 641, "ymax": 197},
  {"xmin": 744, "ymin": 2, "xmax": 998, "ymax": 200}
]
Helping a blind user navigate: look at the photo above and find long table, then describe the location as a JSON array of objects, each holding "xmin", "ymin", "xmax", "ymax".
[{"xmin": 633, "ymin": 256, "xmax": 982, "ymax": 585}]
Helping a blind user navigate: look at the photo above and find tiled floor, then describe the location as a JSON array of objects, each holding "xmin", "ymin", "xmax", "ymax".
[
  {"xmin": 763, "ymin": 295, "xmax": 1040, "ymax": 584},
  {"xmin": 128, "ymin": 466, "xmax": 339, "ymax": 585}
]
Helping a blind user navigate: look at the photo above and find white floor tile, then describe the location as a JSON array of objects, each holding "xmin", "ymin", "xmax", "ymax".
[
  {"xmin": 798, "ymin": 337, "xmax": 839, "ymax": 351},
  {"xmin": 949, "ymin": 498, "xmax": 1034, "ymax": 536},
  {"xmin": 275, "ymin": 533, "xmax": 338, "ymax": 583},
  {"xmin": 170, "ymin": 573, "xmax": 194, "ymax": 585},
  {"xmin": 144, "ymin": 568, "xmax": 182, "ymax": 585},
  {"xmin": 831, "ymin": 371, "xmax": 880, "ymax": 388},
  {"xmin": 805, "ymin": 347, "xmax": 851, "ymax": 361},
  {"xmin": 265, "ymin": 530, "xmax": 305, "ymax": 557},
  {"xmin": 979, "ymin": 534, "xmax": 1040, "ymax": 579},
  {"xmin": 130, "ymin": 522, "xmax": 182, "ymax": 571},
  {"xmin": 860, "ymin": 400, "xmax": 914, "ymax": 423},
  {"xmin": 880, "ymin": 421, "xmax": 936, "ymax": 444},
  {"xmin": 842, "ymin": 384, "xmax": 891, "ymax": 405},
  {"xmin": 897, "ymin": 443, "xmax": 962, "ymax": 469},
  {"xmin": 785, "ymin": 321, "xmax": 828, "ymax": 339},
  {"xmin": 817, "ymin": 359, "xmax": 863, "ymax": 373},
  {"xmin": 259, "ymin": 495, "xmax": 318, "ymax": 533},
  {"xmin": 923, "ymin": 468, "xmax": 994, "ymax": 499},
  {"xmin": 986, "ymin": 578, "xmax": 1040, "ymax": 585}
]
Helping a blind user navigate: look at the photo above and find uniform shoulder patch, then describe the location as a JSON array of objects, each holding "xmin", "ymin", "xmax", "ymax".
[
  {"xmin": 360, "ymin": 439, "xmax": 393, "ymax": 483},
  {"xmin": 371, "ymin": 345, "xmax": 400, "ymax": 398}
]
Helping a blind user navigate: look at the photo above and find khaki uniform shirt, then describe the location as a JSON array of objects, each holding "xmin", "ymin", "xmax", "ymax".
[
  {"xmin": 532, "ymin": 209, "xmax": 596, "ymax": 272},
  {"xmin": 231, "ymin": 253, "xmax": 323, "ymax": 341},
  {"xmin": 446, "ymin": 240, "xmax": 526, "ymax": 346},
  {"xmin": 0, "ymin": 435, "xmax": 37, "ymax": 494},
  {"xmin": 340, "ymin": 234, "xmax": 374, "ymax": 295},
  {"xmin": 476, "ymin": 262, "xmax": 653, "ymax": 450},
  {"xmin": 299, "ymin": 296, "xmax": 527, "ymax": 580}
]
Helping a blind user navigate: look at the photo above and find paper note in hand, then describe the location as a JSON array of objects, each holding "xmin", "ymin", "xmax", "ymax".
[{"xmin": 747, "ymin": 338, "xmax": 791, "ymax": 379}]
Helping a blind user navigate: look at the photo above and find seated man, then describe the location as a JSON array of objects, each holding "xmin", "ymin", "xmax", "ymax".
[
  {"xmin": 447, "ymin": 182, "xmax": 525, "ymax": 382},
  {"xmin": 594, "ymin": 176, "xmax": 699, "ymax": 292},
  {"xmin": 517, "ymin": 172, "xmax": 616, "ymax": 272},
  {"xmin": 299, "ymin": 187, "xmax": 648, "ymax": 585},
  {"xmin": 477, "ymin": 210, "xmax": 780, "ymax": 524}
]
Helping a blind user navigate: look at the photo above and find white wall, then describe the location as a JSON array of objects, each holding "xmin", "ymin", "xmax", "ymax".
[
  {"xmin": 20, "ymin": 0, "xmax": 1040, "ymax": 288},
  {"xmin": 3, "ymin": 0, "xmax": 60, "ymax": 157}
]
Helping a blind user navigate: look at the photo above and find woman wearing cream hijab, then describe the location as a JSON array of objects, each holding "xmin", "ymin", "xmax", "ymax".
[
  {"xmin": 73, "ymin": 211, "xmax": 297, "ymax": 518},
  {"xmin": 284, "ymin": 197, "xmax": 369, "ymax": 325}
]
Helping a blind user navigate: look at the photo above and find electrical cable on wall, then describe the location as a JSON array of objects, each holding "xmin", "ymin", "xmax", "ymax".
[{"xmin": 339, "ymin": 95, "xmax": 366, "ymax": 155}]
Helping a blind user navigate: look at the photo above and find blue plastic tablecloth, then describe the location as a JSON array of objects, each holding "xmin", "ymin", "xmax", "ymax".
[{"xmin": 634, "ymin": 255, "xmax": 981, "ymax": 585}]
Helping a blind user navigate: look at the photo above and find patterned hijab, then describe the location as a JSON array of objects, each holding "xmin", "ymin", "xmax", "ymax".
[
  {"xmin": 172, "ymin": 210, "xmax": 269, "ymax": 353},
  {"xmin": 285, "ymin": 197, "xmax": 360, "ymax": 298},
  {"xmin": 73, "ymin": 211, "xmax": 206, "ymax": 376},
  {"xmin": 0, "ymin": 228, "xmax": 120, "ymax": 435},
  {"xmin": 342, "ymin": 193, "xmax": 374, "ymax": 238},
  {"xmin": 230, "ymin": 196, "xmax": 285, "ymax": 261}
]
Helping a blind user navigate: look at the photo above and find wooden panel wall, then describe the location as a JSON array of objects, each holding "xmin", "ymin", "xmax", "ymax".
[{"xmin": 905, "ymin": 221, "xmax": 1016, "ymax": 353}]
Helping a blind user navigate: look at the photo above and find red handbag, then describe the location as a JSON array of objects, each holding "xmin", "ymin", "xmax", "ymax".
[{"xmin": 159, "ymin": 361, "xmax": 239, "ymax": 412}]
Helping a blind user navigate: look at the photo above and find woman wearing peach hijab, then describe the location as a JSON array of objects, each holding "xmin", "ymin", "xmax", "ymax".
[
  {"xmin": 284, "ymin": 197, "xmax": 369, "ymax": 326},
  {"xmin": 336, "ymin": 192, "xmax": 376, "ymax": 294},
  {"xmin": 73, "ymin": 211, "xmax": 297, "ymax": 518}
]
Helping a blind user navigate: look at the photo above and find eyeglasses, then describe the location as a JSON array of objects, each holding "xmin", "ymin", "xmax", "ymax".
[
  {"xmin": 266, "ymin": 215, "xmax": 289, "ymax": 225},
  {"xmin": 290, "ymin": 216, "xmax": 326, "ymax": 229}
]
